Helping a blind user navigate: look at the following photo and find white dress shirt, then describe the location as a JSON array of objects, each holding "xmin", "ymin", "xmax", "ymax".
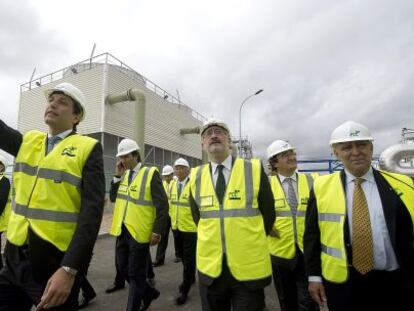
[
  {"xmin": 345, "ymin": 167, "xmax": 399, "ymax": 271},
  {"xmin": 278, "ymin": 173, "xmax": 298, "ymax": 200},
  {"xmin": 211, "ymin": 155, "xmax": 232, "ymax": 186}
]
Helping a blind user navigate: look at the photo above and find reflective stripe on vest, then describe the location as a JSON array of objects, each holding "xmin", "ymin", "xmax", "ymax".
[
  {"xmin": 169, "ymin": 179, "xmax": 197, "ymax": 232},
  {"xmin": 268, "ymin": 173, "xmax": 311, "ymax": 258},
  {"xmin": 110, "ymin": 166, "xmax": 156, "ymax": 243},
  {"xmin": 191, "ymin": 158, "xmax": 271, "ymax": 281},
  {"xmin": 8, "ymin": 130, "xmax": 96, "ymax": 251},
  {"xmin": 14, "ymin": 163, "xmax": 82, "ymax": 188}
]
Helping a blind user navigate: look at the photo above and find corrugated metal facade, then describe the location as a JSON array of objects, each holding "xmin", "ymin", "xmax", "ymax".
[{"xmin": 18, "ymin": 61, "xmax": 202, "ymax": 160}]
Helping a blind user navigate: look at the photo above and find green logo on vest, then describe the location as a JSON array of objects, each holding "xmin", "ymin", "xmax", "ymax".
[
  {"xmin": 61, "ymin": 146, "xmax": 77, "ymax": 157},
  {"xmin": 129, "ymin": 185, "xmax": 138, "ymax": 192},
  {"xmin": 228, "ymin": 189, "xmax": 241, "ymax": 200},
  {"xmin": 349, "ymin": 130, "xmax": 360, "ymax": 137}
]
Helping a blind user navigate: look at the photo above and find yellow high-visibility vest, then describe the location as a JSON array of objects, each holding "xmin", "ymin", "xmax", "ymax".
[
  {"xmin": 8, "ymin": 130, "xmax": 97, "ymax": 251},
  {"xmin": 313, "ymin": 170, "xmax": 414, "ymax": 283},
  {"xmin": 163, "ymin": 180, "xmax": 171, "ymax": 200},
  {"xmin": 110, "ymin": 166, "xmax": 157, "ymax": 243},
  {"xmin": 268, "ymin": 173, "xmax": 313, "ymax": 258},
  {"xmin": 190, "ymin": 158, "xmax": 271, "ymax": 281},
  {"xmin": 170, "ymin": 179, "xmax": 197, "ymax": 232},
  {"xmin": 0, "ymin": 174, "xmax": 11, "ymax": 232}
]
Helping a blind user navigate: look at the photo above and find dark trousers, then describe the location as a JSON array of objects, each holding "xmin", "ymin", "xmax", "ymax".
[
  {"xmin": 113, "ymin": 236, "xmax": 126, "ymax": 287},
  {"xmin": 0, "ymin": 232, "xmax": 3, "ymax": 271},
  {"xmin": 0, "ymin": 243, "xmax": 80, "ymax": 311},
  {"xmin": 271, "ymin": 252, "xmax": 317, "ymax": 311},
  {"xmin": 116, "ymin": 227, "xmax": 156, "ymax": 311},
  {"xmin": 154, "ymin": 217, "xmax": 171, "ymax": 264},
  {"xmin": 178, "ymin": 231, "xmax": 197, "ymax": 295},
  {"xmin": 113, "ymin": 236, "xmax": 154, "ymax": 286},
  {"xmin": 323, "ymin": 267, "xmax": 414, "ymax": 311},
  {"xmin": 199, "ymin": 262, "xmax": 265, "ymax": 311},
  {"xmin": 172, "ymin": 229, "xmax": 183, "ymax": 259},
  {"xmin": 80, "ymin": 276, "xmax": 96, "ymax": 300}
]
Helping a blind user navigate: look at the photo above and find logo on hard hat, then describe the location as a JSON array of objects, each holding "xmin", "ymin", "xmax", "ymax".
[
  {"xmin": 61, "ymin": 146, "xmax": 77, "ymax": 157},
  {"xmin": 349, "ymin": 130, "xmax": 360, "ymax": 137}
]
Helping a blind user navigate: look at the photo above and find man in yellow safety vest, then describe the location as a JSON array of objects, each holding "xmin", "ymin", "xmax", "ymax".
[
  {"xmin": 190, "ymin": 118, "xmax": 275, "ymax": 311},
  {"xmin": 0, "ymin": 82, "xmax": 105, "ymax": 310},
  {"xmin": 304, "ymin": 121, "xmax": 414, "ymax": 311}
]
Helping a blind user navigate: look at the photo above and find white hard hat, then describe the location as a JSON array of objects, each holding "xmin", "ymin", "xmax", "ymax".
[
  {"xmin": 44, "ymin": 82, "xmax": 86, "ymax": 121},
  {"xmin": 174, "ymin": 158, "xmax": 190, "ymax": 168},
  {"xmin": 162, "ymin": 165, "xmax": 174, "ymax": 176},
  {"xmin": 266, "ymin": 140, "xmax": 294, "ymax": 160},
  {"xmin": 117, "ymin": 138, "xmax": 140, "ymax": 157},
  {"xmin": 201, "ymin": 118, "xmax": 231, "ymax": 136},
  {"xmin": 329, "ymin": 121, "xmax": 374, "ymax": 146}
]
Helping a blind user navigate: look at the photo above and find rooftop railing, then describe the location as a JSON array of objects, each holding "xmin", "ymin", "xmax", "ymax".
[{"xmin": 20, "ymin": 52, "xmax": 206, "ymax": 122}]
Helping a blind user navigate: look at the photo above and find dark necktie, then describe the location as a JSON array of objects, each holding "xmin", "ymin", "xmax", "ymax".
[
  {"xmin": 46, "ymin": 136, "xmax": 62, "ymax": 154},
  {"xmin": 215, "ymin": 164, "xmax": 226, "ymax": 204},
  {"xmin": 128, "ymin": 171, "xmax": 134, "ymax": 185}
]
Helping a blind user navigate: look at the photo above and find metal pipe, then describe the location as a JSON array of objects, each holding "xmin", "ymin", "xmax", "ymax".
[
  {"xmin": 379, "ymin": 143, "xmax": 414, "ymax": 177},
  {"xmin": 180, "ymin": 127, "xmax": 200, "ymax": 135},
  {"xmin": 106, "ymin": 89, "xmax": 146, "ymax": 158}
]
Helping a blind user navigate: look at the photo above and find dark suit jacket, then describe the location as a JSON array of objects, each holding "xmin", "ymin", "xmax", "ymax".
[
  {"xmin": 304, "ymin": 168, "xmax": 414, "ymax": 282},
  {"xmin": 0, "ymin": 119, "xmax": 105, "ymax": 280},
  {"xmin": 0, "ymin": 175, "xmax": 11, "ymax": 219},
  {"xmin": 109, "ymin": 167, "xmax": 168, "ymax": 236},
  {"xmin": 189, "ymin": 157, "xmax": 275, "ymax": 289}
]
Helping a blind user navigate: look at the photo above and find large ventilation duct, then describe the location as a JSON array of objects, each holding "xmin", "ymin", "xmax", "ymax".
[
  {"xmin": 180, "ymin": 126, "xmax": 200, "ymax": 135},
  {"xmin": 180, "ymin": 126, "xmax": 208, "ymax": 163},
  {"xmin": 106, "ymin": 89, "xmax": 146, "ymax": 157}
]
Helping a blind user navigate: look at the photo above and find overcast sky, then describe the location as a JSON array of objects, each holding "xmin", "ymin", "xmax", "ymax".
[{"xmin": 1, "ymin": 0, "xmax": 413, "ymax": 163}]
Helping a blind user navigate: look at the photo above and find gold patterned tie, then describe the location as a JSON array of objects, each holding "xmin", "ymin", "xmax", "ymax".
[{"xmin": 352, "ymin": 177, "xmax": 374, "ymax": 274}]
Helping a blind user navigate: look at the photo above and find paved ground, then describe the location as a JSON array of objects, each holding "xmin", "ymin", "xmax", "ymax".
[
  {"xmin": 2, "ymin": 203, "xmax": 281, "ymax": 310},
  {"xmin": 84, "ymin": 234, "xmax": 281, "ymax": 311}
]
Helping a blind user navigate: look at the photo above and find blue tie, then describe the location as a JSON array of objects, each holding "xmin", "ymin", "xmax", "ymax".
[
  {"xmin": 178, "ymin": 182, "xmax": 183, "ymax": 198},
  {"xmin": 128, "ymin": 171, "xmax": 134, "ymax": 185},
  {"xmin": 47, "ymin": 136, "xmax": 62, "ymax": 154}
]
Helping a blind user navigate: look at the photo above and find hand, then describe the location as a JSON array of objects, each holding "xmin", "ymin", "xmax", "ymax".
[
  {"xmin": 308, "ymin": 282, "xmax": 327, "ymax": 309},
  {"xmin": 35, "ymin": 267, "xmax": 75, "ymax": 310},
  {"xmin": 269, "ymin": 229, "xmax": 280, "ymax": 238},
  {"xmin": 150, "ymin": 233, "xmax": 161, "ymax": 246},
  {"xmin": 115, "ymin": 160, "xmax": 125, "ymax": 177}
]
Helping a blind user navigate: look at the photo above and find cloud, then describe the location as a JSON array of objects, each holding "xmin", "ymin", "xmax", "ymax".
[{"xmin": 1, "ymin": 0, "xmax": 414, "ymax": 164}]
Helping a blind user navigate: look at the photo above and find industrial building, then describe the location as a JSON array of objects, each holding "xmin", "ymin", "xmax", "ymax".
[{"xmin": 18, "ymin": 52, "xmax": 205, "ymax": 188}]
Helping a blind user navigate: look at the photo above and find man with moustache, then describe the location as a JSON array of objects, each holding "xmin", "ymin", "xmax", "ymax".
[
  {"xmin": 304, "ymin": 121, "xmax": 414, "ymax": 311},
  {"xmin": 0, "ymin": 82, "xmax": 105, "ymax": 311},
  {"xmin": 190, "ymin": 118, "xmax": 275, "ymax": 311}
]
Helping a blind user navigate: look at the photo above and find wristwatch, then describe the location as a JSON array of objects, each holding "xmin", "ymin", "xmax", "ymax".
[{"xmin": 62, "ymin": 266, "xmax": 78, "ymax": 276}]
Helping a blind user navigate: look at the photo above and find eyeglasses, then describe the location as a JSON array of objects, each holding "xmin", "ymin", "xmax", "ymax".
[{"xmin": 202, "ymin": 127, "xmax": 226, "ymax": 137}]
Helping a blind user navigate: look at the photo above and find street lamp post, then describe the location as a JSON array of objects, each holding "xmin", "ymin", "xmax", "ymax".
[{"xmin": 238, "ymin": 89, "xmax": 263, "ymax": 157}]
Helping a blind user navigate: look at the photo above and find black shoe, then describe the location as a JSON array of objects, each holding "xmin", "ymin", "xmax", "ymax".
[
  {"xmin": 175, "ymin": 293, "xmax": 188, "ymax": 305},
  {"xmin": 78, "ymin": 293, "xmax": 96, "ymax": 310},
  {"xmin": 152, "ymin": 261, "xmax": 164, "ymax": 267},
  {"xmin": 174, "ymin": 257, "xmax": 182, "ymax": 263},
  {"xmin": 140, "ymin": 288, "xmax": 160, "ymax": 311},
  {"xmin": 105, "ymin": 284, "xmax": 125, "ymax": 294}
]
